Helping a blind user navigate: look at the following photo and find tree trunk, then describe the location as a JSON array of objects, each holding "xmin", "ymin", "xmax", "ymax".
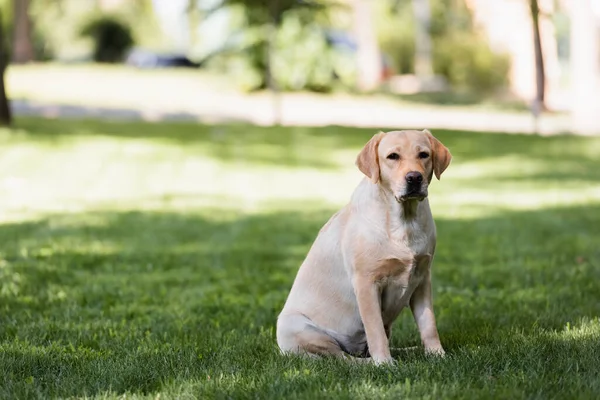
[
  {"xmin": 267, "ymin": 0, "xmax": 282, "ymax": 124},
  {"xmin": 530, "ymin": 0, "xmax": 545, "ymax": 109},
  {"xmin": 353, "ymin": 0, "xmax": 382, "ymax": 92},
  {"xmin": 0, "ymin": 9, "xmax": 12, "ymax": 126},
  {"xmin": 12, "ymin": 0, "xmax": 35, "ymax": 64},
  {"xmin": 570, "ymin": 0, "xmax": 600, "ymax": 135},
  {"xmin": 412, "ymin": 0, "xmax": 433, "ymax": 78}
]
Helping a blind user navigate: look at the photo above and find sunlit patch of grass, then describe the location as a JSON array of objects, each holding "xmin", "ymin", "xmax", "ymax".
[
  {"xmin": 1, "ymin": 117, "xmax": 600, "ymax": 398},
  {"xmin": 554, "ymin": 318, "xmax": 600, "ymax": 341},
  {"xmin": 2, "ymin": 118, "xmax": 600, "ymax": 222}
]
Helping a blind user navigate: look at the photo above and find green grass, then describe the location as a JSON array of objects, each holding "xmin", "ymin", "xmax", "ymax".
[{"xmin": 1, "ymin": 118, "xmax": 600, "ymax": 399}]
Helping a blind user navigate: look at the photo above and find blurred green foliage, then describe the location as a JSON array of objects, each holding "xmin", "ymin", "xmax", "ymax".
[
  {"xmin": 25, "ymin": 0, "xmax": 159, "ymax": 61},
  {"xmin": 272, "ymin": 15, "xmax": 356, "ymax": 92},
  {"xmin": 209, "ymin": 0, "xmax": 509, "ymax": 93},
  {"xmin": 434, "ymin": 32, "xmax": 510, "ymax": 93},
  {"xmin": 203, "ymin": 0, "xmax": 351, "ymax": 92},
  {"xmin": 378, "ymin": 0, "xmax": 510, "ymax": 93},
  {"xmin": 217, "ymin": 12, "xmax": 355, "ymax": 92},
  {"xmin": 12, "ymin": 0, "xmax": 509, "ymax": 94},
  {"xmin": 377, "ymin": 0, "xmax": 416, "ymax": 75},
  {"xmin": 79, "ymin": 16, "xmax": 134, "ymax": 63},
  {"xmin": 29, "ymin": 0, "xmax": 95, "ymax": 61}
]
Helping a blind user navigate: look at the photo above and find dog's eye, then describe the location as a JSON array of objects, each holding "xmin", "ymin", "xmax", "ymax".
[
  {"xmin": 418, "ymin": 152, "xmax": 429, "ymax": 159},
  {"xmin": 387, "ymin": 153, "xmax": 400, "ymax": 160}
]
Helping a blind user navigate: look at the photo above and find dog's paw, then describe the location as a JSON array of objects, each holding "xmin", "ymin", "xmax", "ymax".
[
  {"xmin": 424, "ymin": 347, "xmax": 446, "ymax": 357},
  {"xmin": 372, "ymin": 356, "xmax": 397, "ymax": 366}
]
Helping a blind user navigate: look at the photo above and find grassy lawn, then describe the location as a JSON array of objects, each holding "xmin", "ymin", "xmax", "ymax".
[{"xmin": 1, "ymin": 118, "xmax": 599, "ymax": 399}]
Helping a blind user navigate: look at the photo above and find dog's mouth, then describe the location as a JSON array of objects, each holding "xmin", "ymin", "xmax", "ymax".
[{"xmin": 395, "ymin": 191, "xmax": 427, "ymax": 203}]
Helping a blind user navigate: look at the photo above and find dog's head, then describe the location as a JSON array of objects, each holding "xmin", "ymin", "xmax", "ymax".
[{"xmin": 356, "ymin": 129, "xmax": 452, "ymax": 202}]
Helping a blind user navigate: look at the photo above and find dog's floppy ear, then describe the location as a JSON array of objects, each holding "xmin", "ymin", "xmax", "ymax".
[
  {"xmin": 423, "ymin": 129, "xmax": 452, "ymax": 180},
  {"xmin": 356, "ymin": 131, "xmax": 386, "ymax": 183}
]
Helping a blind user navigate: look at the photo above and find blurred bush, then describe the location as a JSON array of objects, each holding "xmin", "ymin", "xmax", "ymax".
[
  {"xmin": 206, "ymin": 2, "xmax": 354, "ymax": 93},
  {"xmin": 28, "ymin": 0, "xmax": 159, "ymax": 62},
  {"xmin": 218, "ymin": 0, "xmax": 509, "ymax": 94},
  {"xmin": 273, "ymin": 16, "xmax": 355, "ymax": 92},
  {"xmin": 79, "ymin": 16, "xmax": 134, "ymax": 63},
  {"xmin": 378, "ymin": 0, "xmax": 509, "ymax": 93},
  {"xmin": 434, "ymin": 32, "xmax": 509, "ymax": 93},
  {"xmin": 378, "ymin": 1, "xmax": 415, "ymax": 75},
  {"xmin": 222, "ymin": 15, "xmax": 355, "ymax": 92},
  {"xmin": 15, "ymin": 0, "xmax": 509, "ymax": 95}
]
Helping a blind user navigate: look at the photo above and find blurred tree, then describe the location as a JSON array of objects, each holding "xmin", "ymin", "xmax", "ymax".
[
  {"xmin": 378, "ymin": 0, "xmax": 414, "ymax": 74},
  {"xmin": 205, "ymin": 0, "xmax": 326, "ymax": 25},
  {"xmin": 197, "ymin": 0, "xmax": 338, "ymax": 92},
  {"xmin": 79, "ymin": 15, "xmax": 134, "ymax": 62},
  {"xmin": 352, "ymin": 0, "xmax": 382, "ymax": 91},
  {"xmin": 381, "ymin": 0, "xmax": 509, "ymax": 93},
  {"xmin": 529, "ymin": 0, "xmax": 545, "ymax": 110},
  {"xmin": 26, "ymin": 0, "xmax": 159, "ymax": 61},
  {"xmin": 466, "ymin": 0, "xmax": 559, "ymax": 104},
  {"xmin": 0, "ymin": 8, "xmax": 11, "ymax": 126},
  {"xmin": 249, "ymin": 0, "xmax": 327, "ymax": 80},
  {"xmin": 411, "ymin": 0, "xmax": 433, "ymax": 78},
  {"xmin": 12, "ymin": 0, "xmax": 35, "ymax": 63},
  {"xmin": 570, "ymin": 0, "xmax": 600, "ymax": 135},
  {"xmin": 265, "ymin": 0, "xmax": 280, "ymax": 98}
]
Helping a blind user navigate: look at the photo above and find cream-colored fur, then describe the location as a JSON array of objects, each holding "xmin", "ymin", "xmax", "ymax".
[{"xmin": 276, "ymin": 129, "xmax": 452, "ymax": 364}]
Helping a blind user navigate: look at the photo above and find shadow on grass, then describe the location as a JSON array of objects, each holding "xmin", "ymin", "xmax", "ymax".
[
  {"xmin": 7, "ymin": 118, "xmax": 600, "ymax": 181},
  {"xmin": 1, "ymin": 201, "xmax": 599, "ymax": 397}
]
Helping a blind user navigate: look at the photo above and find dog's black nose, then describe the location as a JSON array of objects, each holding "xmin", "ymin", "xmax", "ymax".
[{"xmin": 405, "ymin": 171, "xmax": 423, "ymax": 185}]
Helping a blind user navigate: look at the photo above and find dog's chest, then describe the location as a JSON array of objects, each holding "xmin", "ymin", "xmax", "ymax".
[
  {"xmin": 378, "ymin": 256, "xmax": 427, "ymax": 321},
  {"xmin": 378, "ymin": 226, "xmax": 432, "ymax": 323},
  {"xmin": 393, "ymin": 218, "xmax": 430, "ymax": 256}
]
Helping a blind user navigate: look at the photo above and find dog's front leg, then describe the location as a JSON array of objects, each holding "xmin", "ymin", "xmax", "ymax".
[
  {"xmin": 409, "ymin": 268, "xmax": 445, "ymax": 356},
  {"xmin": 353, "ymin": 275, "xmax": 393, "ymax": 365}
]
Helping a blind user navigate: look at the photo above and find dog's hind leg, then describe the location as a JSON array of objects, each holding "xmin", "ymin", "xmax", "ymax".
[{"xmin": 276, "ymin": 313, "xmax": 362, "ymax": 360}]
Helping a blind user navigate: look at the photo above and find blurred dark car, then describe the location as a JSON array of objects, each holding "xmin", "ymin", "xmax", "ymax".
[{"xmin": 125, "ymin": 48, "xmax": 200, "ymax": 69}]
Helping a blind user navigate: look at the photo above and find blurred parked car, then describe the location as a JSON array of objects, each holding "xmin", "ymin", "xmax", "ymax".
[{"xmin": 125, "ymin": 48, "xmax": 200, "ymax": 69}]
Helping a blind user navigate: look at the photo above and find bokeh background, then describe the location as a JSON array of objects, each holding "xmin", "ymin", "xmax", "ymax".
[
  {"xmin": 0, "ymin": 1, "xmax": 600, "ymax": 398},
  {"xmin": 1, "ymin": 0, "xmax": 599, "ymax": 132}
]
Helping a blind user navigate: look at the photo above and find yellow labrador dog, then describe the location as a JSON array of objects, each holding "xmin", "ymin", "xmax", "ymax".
[{"xmin": 276, "ymin": 129, "xmax": 452, "ymax": 365}]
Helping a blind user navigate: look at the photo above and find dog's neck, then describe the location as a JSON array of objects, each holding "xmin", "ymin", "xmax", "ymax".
[
  {"xmin": 378, "ymin": 186, "xmax": 420, "ymax": 221},
  {"xmin": 397, "ymin": 198, "xmax": 420, "ymax": 220}
]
